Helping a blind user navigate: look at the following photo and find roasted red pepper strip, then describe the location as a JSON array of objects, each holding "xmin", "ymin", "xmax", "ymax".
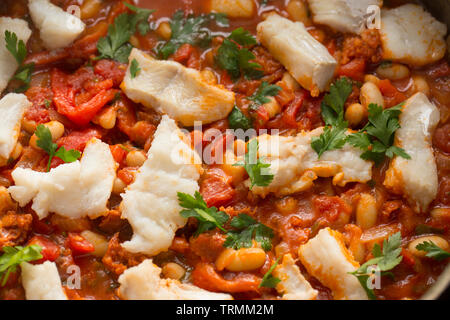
[{"xmin": 51, "ymin": 69, "xmax": 117, "ymax": 126}]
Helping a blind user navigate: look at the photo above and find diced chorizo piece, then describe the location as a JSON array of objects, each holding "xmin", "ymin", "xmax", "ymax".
[
  {"xmin": 102, "ymin": 234, "xmax": 147, "ymax": 276},
  {"xmin": 0, "ymin": 211, "xmax": 32, "ymax": 249}
]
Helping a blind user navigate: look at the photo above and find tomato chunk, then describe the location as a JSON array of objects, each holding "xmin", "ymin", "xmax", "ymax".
[
  {"xmin": 338, "ymin": 58, "xmax": 366, "ymax": 82},
  {"xmin": 67, "ymin": 233, "xmax": 95, "ymax": 256},
  {"xmin": 51, "ymin": 68, "xmax": 118, "ymax": 126},
  {"xmin": 28, "ymin": 235, "xmax": 60, "ymax": 262},
  {"xmin": 200, "ymin": 168, "xmax": 235, "ymax": 207}
]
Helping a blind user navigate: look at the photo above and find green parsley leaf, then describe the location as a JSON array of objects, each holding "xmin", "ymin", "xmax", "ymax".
[
  {"xmin": 178, "ymin": 191, "xmax": 229, "ymax": 236},
  {"xmin": 349, "ymin": 232, "xmax": 403, "ymax": 300},
  {"xmin": 224, "ymin": 214, "xmax": 274, "ymax": 251},
  {"xmin": 311, "ymin": 123, "xmax": 348, "ymax": 158},
  {"xmin": 35, "ymin": 125, "xmax": 81, "ymax": 172},
  {"xmin": 311, "ymin": 78, "xmax": 352, "ymax": 157},
  {"xmin": 4, "ymin": 31, "xmax": 34, "ymax": 92},
  {"xmin": 44, "ymin": 99, "xmax": 51, "ymax": 108},
  {"xmin": 123, "ymin": 2, "xmax": 155, "ymax": 36},
  {"xmin": 0, "ymin": 245, "xmax": 42, "ymax": 286},
  {"xmin": 54, "ymin": 147, "xmax": 82, "ymax": 163},
  {"xmin": 416, "ymin": 241, "xmax": 450, "ymax": 261},
  {"xmin": 228, "ymin": 106, "xmax": 252, "ymax": 130},
  {"xmin": 228, "ymin": 27, "xmax": 257, "ymax": 46},
  {"xmin": 259, "ymin": 258, "xmax": 281, "ymax": 288},
  {"xmin": 130, "ymin": 58, "xmax": 141, "ymax": 78},
  {"xmin": 233, "ymin": 139, "xmax": 274, "ymax": 188},
  {"xmin": 4, "ymin": 30, "xmax": 27, "ymax": 65},
  {"xmin": 347, "ymin": 103, "xmax": 410, "ymax": 165},
  {"xmin": 216, "ymin": 28, "xmax": 263, "ymax": 80},
  {"xmin": 414, "ymin": 224, "xmax": 443, "ymax": 236},
  {"xmin": 248, "ymin": 81, "xmax": 281, "ymax": 107},
  {"xmin": 96, "ymin": 4, "xmax": 155, "ymax": 63},
  {"xmin": 158, "ymin": 11, "xmax": 228, "ymax": 59},
  {"xmin": 96, "ymin": 13, "xmax": 134, "ymax": 63},
  {"xmin": 321, "ymin": 77, "xmax": 353, "ymax": 126}
]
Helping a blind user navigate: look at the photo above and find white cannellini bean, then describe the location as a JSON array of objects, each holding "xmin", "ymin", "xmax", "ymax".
[
  {"xmin": 356, "ymin": 193, "xmax": 378, "ymax": 230},
  {"xmin": 216, "ymin": 247, "xmax": 266, "ymax": 272},
  {"xmin": 408, "ymin": 236, "xmax": 449, "ymax": 258},
  {"xmin": 286, "ymin": 0, "xmax": 310, "ymax": 25},
  {"xmin": 156, "ymin": 21, "xmax": 172, "ymax": 41},
  {"xmin": 376, "ymin": 63, "xmax": 410, "ymax": 80},
  {"xmin": 126, "ymin": 150, "xmax": 147, "ymax": 167},
  {"xmin": 80, "ymin": 231, "xmax": 108, "ymax": 257},
  {"xmin": 411, "ymin": 75, "xmax": 430, "ymax": 96},
  {"xmin": 45, "ymin": 121, "xmax": 65, "ymax": 141},
  {"xmin": 345, "ymin": 103, "xmax": 365, "ymax": 127},
  {"xmin": 161, "ymin": 262, "xmax": 186, "ymax": 280},
  {"xmin": 281, "ymin": 72, "xmax": 300, "ymax": 91},
  {"xmin": 112, "ymin": 177, "xmax": 127, "ymax": 194},
  {"xmin": 360, "ymin": 82, "xmax": 384, "ymax": 109},
  {"xmin": 80, "ymin": 0, "xmax": 102, "ymax": 20}
]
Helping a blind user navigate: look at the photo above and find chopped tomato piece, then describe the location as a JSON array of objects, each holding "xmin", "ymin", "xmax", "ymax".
[
  {"xmin": 24, "ymin": 87, "xmax": 52, "ymax": 124},
  {"xmin": 117, "ymin": 167, "xmax": 137, "ymax": 185},
  {"xmin": 94, "ymin": 59, "xmax": 127, "ymax": 87},
  {"xmin": 51, "ymin": 69, "xmax": 118, "ymax": 126},
  {"xmin": 313, "ymin": 195, "xmax": 352, "ymax": 224},
  {"xmin": 282, "ymin": 91, "xmax": 305, "ymax": 127},
  {"xmin": 171, "ymin": 43, "xmax": 201, "ymax": 69},
  {"xmin": 377, "ymin": 79, "xmax": 406, "ymax": 108},
  {"xmin": 338, "ymin": 58, "xmax": 366, "ymax": 82},
  {"xmin": 28, "ymin": 235, "xmax": 60, "ymax": 262},
  {"xmin": 110, "ymin": 144, "xmax": 128, "ymax": 165},
  {"xmin": 67, "ymin": 233, "xmax": 95, "ymax": 256},
  {"xmin": 200, "ymin": 168, "xmax": 235, "ymax": 207}
]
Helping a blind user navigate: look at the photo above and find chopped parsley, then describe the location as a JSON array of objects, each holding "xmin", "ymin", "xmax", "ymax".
[
  {"xmin": 177, "ymin": 191, "xmax": 229, "ymax": 236},
  {"xmin": 259, "ymin": 258, "xmax": 281, "ymax": 288},
  {"xmin": 130, "ymin": 58, "xmax": 141, "ymax": 78},
  {"xmin": 311, "ymin": 77, "xmax": 352, "ymax": 157},
  {"xmin": 311, "ymin": 123, "xmax": 348, "ymax": 158},
  {"xmin": 216, "ymin": 27, "xmax": 263, "ymax": 80},
  {"xmin": 248, "ymin": 81, "xmax": 281, "ymax": 109},
  {"xmin": 347, "ymin": 103, "xmax": 410, "ymax": 165},
  {"xmin": 233, "ymin": 139, "xmax": 274, "ymax": 188},
  {"xmin": 4, "ymin": 30, "xmax": 34, "ymax": 92},
  {"xmin": 224, "ymin": 214, "xmax": 274, "ymax": 251},
  {"xmin": 349, "ymin": 232, "xmax": 403, "ymax": 300},
  {"xmin": 123, "ymin": 2, "xmax": 155, "ymax": 36},
  {"xmin": 35, "ymin": 125, "xmax": 81, "ymax": 172},
  {"xmin": 0, "ymin": 245, "xmax": 42, "ymax": 286},
  {"xmin": 416, "ymin": 241, "xmax": 450, "ymax": 261},
  {"xmin": 228, "ymin": 106, "xmax": 253, "ymax": 130},
  {"xmin": 320, "ymin": 77, "xmax": 353, "ymax": 126},
  {"xmin": 157, "ymin": 11, "xmax": 229, "ymax": 59},
  {"xmin": 96, "ymin": 3, "xmax": 155, "ymax": 63}
]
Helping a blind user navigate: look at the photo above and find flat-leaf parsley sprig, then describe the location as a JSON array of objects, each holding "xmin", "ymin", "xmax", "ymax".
[
  {"xmin": 0, "ymin": 245, "xmax": 42, "ymax": 286},
  {"xmin": 311, "ymin": 77, "xmax": 352, "ymax": 158},
  {"xmin": 216, "ymin": 27, "xmax": 264, "ymax": 80},
  {"xmin": 96, "ymin": 3, "xmax": 155, "ymax": 63},
  {"xmin": 4, "ymin": 30, "xmax": 34, "ymax": 92},
  {"xmin": 177, "ymin": 193, "xmax": 275, "ymax": 251},
  {"xmin": 157, "ymin": 10, "xmax": 229, "ymax": 59},
  {"xmin": 416, "ymin": 241, "xmax": 450, "ymax": 261},
  {"xmin": 177, "ymin": 191, "xmax": 229, "ymax": 236},
  {"xmin": 259, "ymin": 258, "xmax": 281, "ymax": 288},
  {"xmin": 224, "ymin": 213, "xmax": 275, "ymax": 251},
  {"xmin": 35, "ymin": 125, "xmax": 81, "ymax": 172},
  {"xmin": 233, "ymin": 139, "xmax": 274, "ymax": 188},
  {"xmin": 347, "ymin": 103, "xmax": 410, "ymax": 165},
  {"xmin": 349, "ymin": 232, "xmax": 403, "ymax": 300}
]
